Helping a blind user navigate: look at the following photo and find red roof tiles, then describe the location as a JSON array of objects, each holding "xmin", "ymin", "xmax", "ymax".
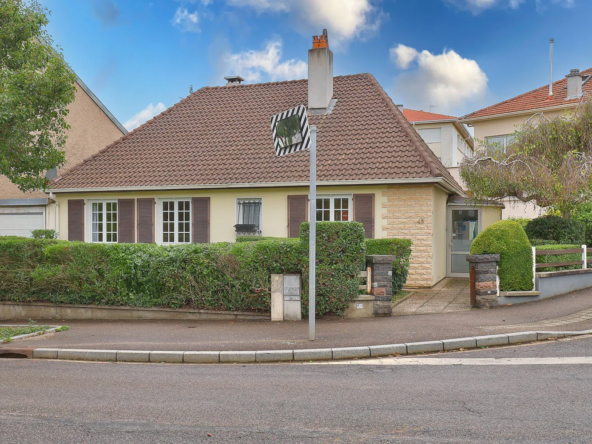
[
  {"xmin": 53, "ymin": 73, "xmax": 462, "ymax": 194},
  {"xmin": 463, "ymin": 68, "xmax": 592, "ymax": 120},
  {"xmin": 402, "ymin": 109, "xmax": 457, "ymax": 122}
]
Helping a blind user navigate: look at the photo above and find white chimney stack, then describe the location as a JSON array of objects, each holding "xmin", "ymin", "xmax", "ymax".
[
  {"xmin": 308, "ymin": 29, "xmax": 333, "ymax": 111},
  {"xmin": 566, "ymin": 69, "xmax": 583, "ymax": 100}
]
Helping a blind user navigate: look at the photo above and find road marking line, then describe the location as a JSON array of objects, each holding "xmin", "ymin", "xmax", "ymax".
[{"xmin": 311, "ymin": 357, "xmax": 592, "ymax": 366}]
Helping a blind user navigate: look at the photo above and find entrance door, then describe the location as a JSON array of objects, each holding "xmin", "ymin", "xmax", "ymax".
[{"xmin": 447, "ymin": 207, "xmax": 481, "ymax": 277}]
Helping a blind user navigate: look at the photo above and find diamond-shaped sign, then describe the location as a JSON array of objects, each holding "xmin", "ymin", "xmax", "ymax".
[{"xmin": 270, "ymin": 105, "xmax": 311, "ymax": 157}]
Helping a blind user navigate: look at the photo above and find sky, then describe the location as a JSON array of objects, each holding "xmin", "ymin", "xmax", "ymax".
[{"xmin": 39, "ymin": 0, "xmax": 591, "ymax": 131}]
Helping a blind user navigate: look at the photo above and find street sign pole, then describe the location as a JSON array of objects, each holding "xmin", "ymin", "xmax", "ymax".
[{"xmin": 308, "ymin": 125, "xmax": 317, "ymax": 341}]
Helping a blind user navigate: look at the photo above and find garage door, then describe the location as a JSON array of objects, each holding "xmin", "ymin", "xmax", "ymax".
[{"xmin": 0, "ymin": 212, "xmax": 44, "ymax": 237}]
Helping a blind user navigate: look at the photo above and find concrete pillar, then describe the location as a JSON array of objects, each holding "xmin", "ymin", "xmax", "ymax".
[{"xmin": 466, "ymin": 254, "xmax": 500, "ymax": 308}]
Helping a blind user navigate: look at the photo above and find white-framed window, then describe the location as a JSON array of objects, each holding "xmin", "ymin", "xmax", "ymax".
[
  {"xmin": 90, "ymin": 201, "xmax": 118, "ymax": 243},
  {"xmin": 486, "ymin": 134, "xmax": 516, "ymax": 152},
  {"xmin": 316, "ymin": 195, "xmax": 352, "ymax": 222},
  {"xmin": 418, "ymin": 128, "xmax": 441, "ymax": 144},
  {"xmin": 236, "ymin": 198, "xmax": 262, "ymax": 235},
  {"xmin": 160, "ymin": 199, "xmax": 191, "ymax": 244}
]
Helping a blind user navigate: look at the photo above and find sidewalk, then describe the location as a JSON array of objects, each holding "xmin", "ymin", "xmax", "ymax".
[{"xmin": 4, "ymin": 287, "xmax": 592, "ymax": 352}]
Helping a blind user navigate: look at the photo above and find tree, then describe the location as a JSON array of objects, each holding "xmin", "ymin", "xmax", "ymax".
[
  {"xmin": 460, "ymin": 96, "xmax": 592, "ymax": 217},
  {"xmin": 0, "ymin": 0, "xmax": 77, "ymax": 192}
]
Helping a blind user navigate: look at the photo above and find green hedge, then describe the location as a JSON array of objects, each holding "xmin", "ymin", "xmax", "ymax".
[
  {"xmin": 525, "ymin": 216, "xmax": 585, "ymax": 245},
  {"xmin": 0, "ymin": 222, "xmax": 366, "ymax": 316},
  {"xmin": 535, "ymin": 244, "xmax": 583, "ymax": 272},
  {"xmin": 236, "ymin": 236, "xmax": 286, "ymax": 243},
  {"xmin": 470, "ymin": 220, "xmax": 533, "ymax": 291},
  {"xmin": 365, "ymin": 238, "xmax": 413, "ymax": 293},
  {"xmin": 31, "ymin": 229, "xmax": 57, "ymax": 240},
  {"xmin": 299, "ymin": 222, "xmax": 366, "ymax": 315}
]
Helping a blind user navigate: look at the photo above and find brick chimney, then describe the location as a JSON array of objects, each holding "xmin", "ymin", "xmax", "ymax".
[
  {"xmin": 308, "ymin": 29, "xmax": 333, "ymax": 111},
  {"xmin": 566, "ymin": 69, "xmax": 583, "ymax": 100}
]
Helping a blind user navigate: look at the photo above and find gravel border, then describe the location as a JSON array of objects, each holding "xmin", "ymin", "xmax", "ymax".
[{"xmin": 22, "ymin": 329, "xmax": 592, "ymax": 364}]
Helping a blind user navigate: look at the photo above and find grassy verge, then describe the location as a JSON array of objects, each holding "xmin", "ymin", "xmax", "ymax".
[
  {"xmin": 392, "ymin": 291, "xmax": 410, "ymax": 305},
  {"xmin": 0, "ymin": 325, "xmax": 50, "ymax": 342}
]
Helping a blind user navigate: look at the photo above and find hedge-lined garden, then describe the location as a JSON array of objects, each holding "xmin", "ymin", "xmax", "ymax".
[{"xmin": 0, "ymin": 222, "xmax": 413, "ymax": 316}]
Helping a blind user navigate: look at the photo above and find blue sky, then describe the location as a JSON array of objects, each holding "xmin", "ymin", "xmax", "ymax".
[{"xmin": 40, "ymin": 0, "xmax": 590, "ymax": 130}]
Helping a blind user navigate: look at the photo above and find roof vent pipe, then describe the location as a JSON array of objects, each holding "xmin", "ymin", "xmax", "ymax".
[{"xmin": 549, "ymin": 38, "xmax": 554, "ymax": 96}]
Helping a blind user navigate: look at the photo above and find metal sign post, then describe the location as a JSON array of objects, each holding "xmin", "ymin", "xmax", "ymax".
[
  {"xmin": 270, "ymin": 105, "xmax": 316, "ymax": 340},
  {"xmin": 308, "ymin": 125, "xmax": 317, "ymax": 341}
]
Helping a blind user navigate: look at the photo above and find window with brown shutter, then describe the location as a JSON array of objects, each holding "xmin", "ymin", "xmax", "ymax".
[
  {"xmin": 137, "ymin": 198, "xmax": 155, "ymax": 243},
  {"xmin": 192, "ymin": 197, "xmax": 210, "ymax": 243},
  {"xmin": 287, "ymin": 195, "xmax": 308, "ymax": 238},
  {"xmin": 353, "ymin": 194, "xmax": 375, "ymax": 239},
  {"xmin": 68, "ymin": 199, "xmax": 85, "ymax": 241},
  {"xmin": 118, "ymin": 199, "xmax": 135, "ymax": 243}
]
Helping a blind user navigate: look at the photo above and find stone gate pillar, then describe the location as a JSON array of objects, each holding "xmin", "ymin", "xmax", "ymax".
[
  {"xmin": 466, "ymin": 254, "xmax": 500, "ymax": 308},
  {"xmin": 366, "ymin": 255, "xmax": 397, "ymax": 316}
]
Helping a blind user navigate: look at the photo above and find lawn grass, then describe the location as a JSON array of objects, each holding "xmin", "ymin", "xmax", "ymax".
[
  {"xmin": 0, "ymin": 325, "xmax": 50, "ymax": 342},
  {"xmin": 392, "ymin": 290, "xmax": 411, "ymax": 305}
]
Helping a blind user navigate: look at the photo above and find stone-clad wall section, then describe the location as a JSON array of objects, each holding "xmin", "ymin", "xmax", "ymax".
[{"xmin": 382, "ymin": 184, "xmax": 434, "ymax": 287}]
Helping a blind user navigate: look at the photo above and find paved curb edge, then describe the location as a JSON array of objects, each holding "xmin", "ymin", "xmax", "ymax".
[{"xmin": 24, "ymin": 330, "xmax": 592, "ymax": 364}]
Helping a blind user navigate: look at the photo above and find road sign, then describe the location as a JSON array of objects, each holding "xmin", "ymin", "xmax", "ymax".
[
  {"xmin": 270, "ymin": 105, "xmax": 317, "ymax": 341},
  {"xmin": 270, "ymin": 105, "xmax": 311, "ymax": 157}
]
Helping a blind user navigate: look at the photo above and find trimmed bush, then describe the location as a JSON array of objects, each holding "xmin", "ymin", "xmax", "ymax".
[
  {"xmin": 470, "ymin": 220, "xmax": 533, "ymax": 291},
  {"xmin": 525, "ymin": 216, "xmax": 585, "ymax": 245},
  {"xmin": 0, "ymin": 222, "xmax": 366, "ymax": 316},
  {"xmin": 365, "ymin": 238, "xmax": 412, "ymax": 293},
  {"xmin": 529, "ymin": 238, "xmax": 558, "ymax": 246},
  {"xmin": 236, "ymin": 236, "xmax": 285, "ymax": 243},
  {"xmin": 300, "ymin": 222, "xmax": 366, "ymax": 316},
  {"xmin": 535, "ymin": 244, "xmax": 583, "ymax": 272},
  {"xmin": 31, "ymin": 229, "xmax": 57, "ymax": 239}
]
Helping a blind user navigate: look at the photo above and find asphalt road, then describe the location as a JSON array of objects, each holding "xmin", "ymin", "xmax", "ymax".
[{"xmin": 2, "ymin": 337, "xmax": 592, "ymax": 443}]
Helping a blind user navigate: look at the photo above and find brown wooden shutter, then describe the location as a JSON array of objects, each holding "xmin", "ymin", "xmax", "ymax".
[
  {"xmin": 68, "ymin": 199, "xmax": 85, "ymax": 241},
  {"xmin": 118, "ymin": 199, "xmax": 135, "ymax": 243},
  {"xmin": 137, "ymin": 198, "xmax": 155, "ymax": 243},
  {"xmin": 353, "ymin": 194, "xmax": 375, "ymax": 239},
  {"xmin": 192, "ymin": 197, "xmax": 210, "ymax": 243},
  {"xmin": 287, "ymin": 195, "xmax": 308, "ymax": 238}
]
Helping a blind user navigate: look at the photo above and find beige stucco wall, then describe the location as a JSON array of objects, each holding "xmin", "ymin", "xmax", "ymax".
[
  {"xmin": 0, "ymin": 82, "xmax": 125, "ymax": 231},
  {"xmin": 56, "ymin": 183, "xmax": 456, "ymax": 289},
  {"xmin": 481, "ymin": 206, "xmax": 503, "ymax": 230},
  {"xmin": 432, "ymin": 187, "xmax": 448, "ymax": 285}
]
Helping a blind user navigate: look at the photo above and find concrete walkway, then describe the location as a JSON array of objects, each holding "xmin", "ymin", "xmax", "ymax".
[
  {"xmin": 4, "ymin": 286, "xmax": 592, "ymax": 352},
  {"xmin": 394, "ymin": 278, "xmax": 470, "ymax": 315}
]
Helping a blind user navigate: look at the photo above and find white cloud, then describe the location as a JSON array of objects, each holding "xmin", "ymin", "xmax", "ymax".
[
  {"xmin": 225, "ymin": 0, "xmax": 387, "ymax": 49},
  {"xmin": 171, "ymin": 7, "xmax": 200, "ymax": 32},
  {"xmin": 448, "ymin": 0, "xmax": 574, "ymax": 13},
  {"xmin": 222, "ymin": 37, "xmax": 307, "ymax": 82},
  {"xmin": 390, "ymin": 44, "xmax": 419, "ymax": 70},
  {"xmin": 124, "ymin": 103, "xmax": 167, "ymax": 131},
  {"xmin": 391, "ymin": 45, "xmax": 488, "ymax": 114}
]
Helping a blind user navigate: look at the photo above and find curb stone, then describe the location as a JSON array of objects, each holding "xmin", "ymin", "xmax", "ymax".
[
  {"xmin": 0, "ymin": 325, "xmax": 63, "ymax": 344},
  {"xmin": 23, "ymin": 330, "xmax": 592, "ymax": 364}
]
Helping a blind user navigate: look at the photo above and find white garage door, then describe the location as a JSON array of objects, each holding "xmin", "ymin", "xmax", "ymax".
[{"xmin": 0, "ymin": 212, "xmax": 44, "ymax": 237}]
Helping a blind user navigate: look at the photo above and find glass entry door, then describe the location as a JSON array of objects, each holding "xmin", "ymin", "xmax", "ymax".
[{"xmin": 447, "ymin": 208, "xmax": 480, "ymax": 277}]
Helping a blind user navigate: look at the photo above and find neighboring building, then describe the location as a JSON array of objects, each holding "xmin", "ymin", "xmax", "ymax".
[
  {"xmin": 401, "ymin": 108, "xmax": 474, "ymax": 187},
  {"xmin": 0, "ymin": 77, "xmax": 127, "ymax": 237},
  {"xmin": 462, "ymin": 67, "xmax": 592, "ymax": 219},
  {"xmin": 50, "ymin": 32, "xmax": 501, "ymax": 287}
]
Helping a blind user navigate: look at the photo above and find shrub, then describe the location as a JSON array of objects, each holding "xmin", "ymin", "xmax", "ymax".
[
  {"xmin": 470, "ymin": 220, "xmax": 533, "ymax": 291},
  {"xmin": 0, "ymin": 222, "xmax": 366, "ymax": 316},
  {"xmin": 535, "ymin": 244, "xmax": 583, "ymax": 272},
  {"xmin": 529, "ymin": 238, "xmax": 558, "ymax": 246},
  {"xmin": 236, "ymin": 236, "xmax": 286, "ymax": 243},
  {"xmin": 365, "ymin": 238, "xmax": 413, "ymax": 293},
  {"xmin": 525, "ymin": 216, "xmax": 585, "ymax": 245},
  {"xmin": 507, "ymin": 217, "xmax": 529, "ymax": 230},
  {"xmin": 300, "ymin": 222, "xmax": 366, "ymax": 316},
  {"xmin": 31, "ymin": 229, "xmax": 57, "ymax": 239}
]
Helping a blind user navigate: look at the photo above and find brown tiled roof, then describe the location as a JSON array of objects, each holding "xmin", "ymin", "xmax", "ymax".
[
  {"xmin": 403, "ymin": 108, "xmax": 456, "ymax": 122},
  {"xmin": 53, "ymin": 73, "xmax": 462, "ymax": 194},
  {"xmin": 463, "ymin": 67, "xmax": 592, "ymax": 120}
]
